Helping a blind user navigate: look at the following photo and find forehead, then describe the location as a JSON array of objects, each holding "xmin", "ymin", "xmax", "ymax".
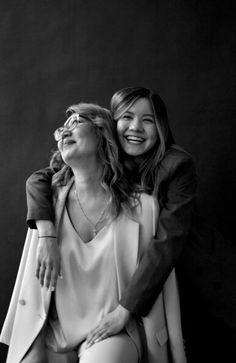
[{"xmin": 127, "ymin": 97, "xmax": 153, "ymax": 115}]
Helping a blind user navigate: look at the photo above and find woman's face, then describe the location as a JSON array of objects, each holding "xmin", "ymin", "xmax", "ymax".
[
  {"xmin": 57, "ymin": 114, "xmax": 99, "ymax": 164},
  {"xmin": 116, "ymin": 98, "xmax": 158, "ymax": 157}
]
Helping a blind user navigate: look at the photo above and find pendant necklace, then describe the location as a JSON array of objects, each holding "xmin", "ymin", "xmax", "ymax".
[{"xmin": 74, "ymin": 189, "xmax": 108, "ymax": 237}]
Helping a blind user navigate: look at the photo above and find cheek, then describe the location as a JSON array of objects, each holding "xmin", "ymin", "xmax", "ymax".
[
  {"xmin": 147, "ymin": 127, "xmax": 158, "ymax": 147},
  {"xmin": 116, "ymin": 121, "xmax": 125, "ymax": 141},
  {"xmin": 151, "ymin": 131, "xmax": 158, "ymax": 144},
  {"xmin": 57, "ymin": 140, "xmax": 63, "ymax": 152}
]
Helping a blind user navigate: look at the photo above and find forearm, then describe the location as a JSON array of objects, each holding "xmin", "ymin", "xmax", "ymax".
[
  {"xmin": 36, "ymin": 220, "xmax": 56, "ymax": 237},
  {"xmin": 35, "ymin": 220, "xmax": 60, "ymax": 289}
]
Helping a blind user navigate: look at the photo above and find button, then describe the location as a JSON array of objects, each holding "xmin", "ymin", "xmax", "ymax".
[
  {"xmin": 19, "ymin": 299, "xmax": 26, "ymax": 305},
  {"xmin": 37, "ymin": 313, "xmax": 44, "ymax": 319}
]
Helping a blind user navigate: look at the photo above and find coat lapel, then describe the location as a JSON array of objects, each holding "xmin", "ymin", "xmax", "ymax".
[
  {"xmin": 113, "ymin": 213, "xmax": 140, "ymax": 299},
  {"xmin": 53, "ymin": 178, "xmax": 74, "ymax": 230}
]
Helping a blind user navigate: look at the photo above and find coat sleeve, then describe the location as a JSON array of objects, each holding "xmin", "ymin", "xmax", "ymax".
[
  {"xmin": 120, "ymin": 150, "xmax": 197, "ymax": 316},
  {"xmin": 26, "ymin": 167, "xmax": 55, "ymax": 229}
]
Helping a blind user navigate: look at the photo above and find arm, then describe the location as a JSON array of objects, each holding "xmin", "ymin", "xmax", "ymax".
[
  {"xmin": 26, "ymin": 167, "xmax": 55, "ymax": 228},
  {"xmin": 85, "ymin": 150, "xmax": 197, "ymax": 346},
  {"xmin": 26, "ymin": 168, "xmax": 61, "ymax": 289},
  {"xmin": 120, "ymin": 150, "xmax": 197, "ymax": 316},
  {"xmin": 35, "ymin": 220, "xmax": 61, "ymax": 290}
]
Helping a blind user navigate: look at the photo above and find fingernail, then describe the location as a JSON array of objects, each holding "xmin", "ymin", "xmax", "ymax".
[{"xmin": 51, "ymin": 286, "xmax": 55, "ymax": 292}]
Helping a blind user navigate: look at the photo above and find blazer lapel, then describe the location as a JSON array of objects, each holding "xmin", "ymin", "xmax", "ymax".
[
  {"xmin": 53, "ymin": 178, "xmax": 74, "ymax": 230},
  {"xmin": 113, "ymin": 213, "xmax": 140, "ymax": 299}
]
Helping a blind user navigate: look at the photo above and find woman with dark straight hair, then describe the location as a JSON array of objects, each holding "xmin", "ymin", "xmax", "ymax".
[{"xmin": 3, "ymin": 86, "xmax": 235, "ymax": 362}]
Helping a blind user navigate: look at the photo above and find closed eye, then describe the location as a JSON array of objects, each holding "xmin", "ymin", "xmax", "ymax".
[
  {"xmin": 122, "ymin": 114, "xmax": 133, "ymax": 120},
  {"xmin": 78, "ymin": 115, "xmax": 91, "ymax": 123},
  {"xmin": 143, "ymin": 117, "xmax": 154, "ymax": 123}
]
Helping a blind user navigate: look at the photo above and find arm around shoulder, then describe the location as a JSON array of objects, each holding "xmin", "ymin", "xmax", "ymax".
[
  {"xmin": 120, "ymin": 147, "xmax": 197, "ymax": 316},
  {"xmin": 26, "ymin": 167, "xmax": 55, "ymax": 229}
]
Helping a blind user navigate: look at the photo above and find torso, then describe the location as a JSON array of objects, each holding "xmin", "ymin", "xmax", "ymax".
[
  {"xmin": 67, "ymin": 183, "xmax": 111, "ymax": 242},
  {"xmin": 46, "ymin": 204, "xmax": 119, "ymax": 352}
]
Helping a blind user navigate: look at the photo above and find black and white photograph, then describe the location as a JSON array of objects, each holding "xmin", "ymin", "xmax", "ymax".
[{"xmin": 0, "ymin": 1, "xmax": 235, "ymax": 362}]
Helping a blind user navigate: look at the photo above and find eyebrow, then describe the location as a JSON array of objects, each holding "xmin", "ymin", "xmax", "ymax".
[{"xmin": 124, "ymin": 111, "xmax": 154, "ymax": 117}]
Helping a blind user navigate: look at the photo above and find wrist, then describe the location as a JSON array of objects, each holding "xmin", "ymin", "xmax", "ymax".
[
  {"xmin": 117, "ymin": 304, "xmax": 131, "ymax": 321},
  {"xmin": 36, "ymin": 220, "xmax": 56, "ymax": 237}
]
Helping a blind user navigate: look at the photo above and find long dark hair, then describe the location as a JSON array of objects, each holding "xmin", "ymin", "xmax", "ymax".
[{"xmin": 110, "ymin": 86, "xmax": 175, "ymax": 195}]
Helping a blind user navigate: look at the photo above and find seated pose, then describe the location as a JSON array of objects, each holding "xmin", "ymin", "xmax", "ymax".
[{"xmin": 0, "ymin": 102, "xmax": 186, "ymax": 363}]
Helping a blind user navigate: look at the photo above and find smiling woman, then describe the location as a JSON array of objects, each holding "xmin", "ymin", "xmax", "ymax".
[
  {"xmin": 116, "ymin": 98, "xmax": 158, "ymax": 157},
  {"xmin": 110, "ymin": 87, "xmax": 173, "ymax": 196},
  {"xmin": 1, "ymin": 101, "xmax": 186, "ymax": 363},
  {"xmin": 56, "ymin": 114, "xmax": 99, "ymax": 170},
  {"xmin": 54, "ymin": 113, "xmax": 94, "ymax": 142}
]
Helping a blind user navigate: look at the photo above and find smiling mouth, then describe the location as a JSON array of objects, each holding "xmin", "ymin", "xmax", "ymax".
[
  {"xmin": 125, "ymin": 136, "xmax": 145, "ymax": 143},
  {"xmin": 63, "ymin": 140, "xmax": 76, "ymax": 146}
]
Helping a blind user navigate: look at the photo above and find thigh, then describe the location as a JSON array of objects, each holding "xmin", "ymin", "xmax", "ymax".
[
  {"xmin": 47, "ymin": 348, "xmax": 78, "ymax": 363},
  {"xmin": 79, "ymin": 333, "xmax": 138, "ymax": 363}
]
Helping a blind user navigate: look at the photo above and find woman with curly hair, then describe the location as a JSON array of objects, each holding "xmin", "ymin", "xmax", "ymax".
[{"xmin": 1, "ymin": 101, "xmax": 185, "ymax": 363}]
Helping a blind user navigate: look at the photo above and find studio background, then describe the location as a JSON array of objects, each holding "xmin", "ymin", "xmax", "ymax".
[{"xmin": 0, "ymin": 0, "xmax": 235, "ymax": 360}]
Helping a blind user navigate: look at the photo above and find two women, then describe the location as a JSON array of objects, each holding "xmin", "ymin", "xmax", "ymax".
[
  {"xmin": 1, "ymin": 99, "xmax": 186, "ymax": 362},
  {"xmin": 2, "ymin": 86, "xmax": 235, "ymax": 362}
]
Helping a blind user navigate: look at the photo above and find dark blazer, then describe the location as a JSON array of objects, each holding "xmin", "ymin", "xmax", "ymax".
[
  {"xmin": 26, "ymin": 146, "xmax": 197, "ymax": 312},
  {"xmin": 26, "ymin": 146, "xmax": 236, "ymax": 362}
]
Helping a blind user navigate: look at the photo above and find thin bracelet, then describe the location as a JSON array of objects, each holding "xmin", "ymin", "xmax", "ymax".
[{"xmin": 38, "ymin": 236, "xmax": 57, "ymax": 239}]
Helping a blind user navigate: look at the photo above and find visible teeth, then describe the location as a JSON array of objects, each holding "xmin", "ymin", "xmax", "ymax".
[{"xmin": 126, "ymin": 136, "xmax": 144, "ymax": 142}]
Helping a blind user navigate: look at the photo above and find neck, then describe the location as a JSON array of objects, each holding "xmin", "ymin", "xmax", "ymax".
[{"xmin": 72, "ymin": 164, "xmax": 104, "ymax": 195}]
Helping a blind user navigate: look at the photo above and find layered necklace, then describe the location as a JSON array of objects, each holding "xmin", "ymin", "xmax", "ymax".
[{"xmin": 74, "ymin": 188, "xmax": 109, "ymax": 237}]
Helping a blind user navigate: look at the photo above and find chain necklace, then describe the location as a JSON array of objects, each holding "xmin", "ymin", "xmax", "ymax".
[{"xmin": 74, "ymin": 189, "xmax": 108, "ymax": 237}]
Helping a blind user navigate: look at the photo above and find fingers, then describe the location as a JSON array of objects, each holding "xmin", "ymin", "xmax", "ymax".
[
  {"xmin": 35, "ymin": 237, "xmax": 61, "ymax": 290},
  {"xmin": 35, "ymin": 260, "xmax": 41, "ymax": 280},
  {"xmin": 50, "ymin": 268, "xmax": 59, "ymax": 291},
  {"xmin": 36, "ymin": 262, "xmax": 61, "ymax": 291},
  {"xmin": 44, "ymin": 265, "xmax": 52, "ymax": 290},
  {"xmin": 86, "ymin": 323, "xmax": 111, "ymax": 348},
  {"xmin": 86, "ymin": 330, "xmax": 108, "ymax": 348},
  {"xmin": 38, "ymin": 262, "xmax": 47, "ymax": 287}
]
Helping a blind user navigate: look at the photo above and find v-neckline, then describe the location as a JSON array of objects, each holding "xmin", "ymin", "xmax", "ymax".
[{"xmin": 65, "ymin": 203, "xmax": 109, "ymax": 244}]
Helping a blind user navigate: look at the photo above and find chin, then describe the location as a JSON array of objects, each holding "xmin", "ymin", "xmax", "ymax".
[
  {"xmin": 61, "ymin": 151, "xmax": 74, "ymax": 165},
  {"xmin": 124, "ymin": 147, "xmax": 144, "ymax": 157}
]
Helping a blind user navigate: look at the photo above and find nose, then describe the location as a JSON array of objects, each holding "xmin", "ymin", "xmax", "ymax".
[
  {"xmin": 61, "ymin": 128, "xmax": 72, "ymax": 139},
  {"xmin": 128, "ymin": 117, "xmax": 144, "ymax": 132}
]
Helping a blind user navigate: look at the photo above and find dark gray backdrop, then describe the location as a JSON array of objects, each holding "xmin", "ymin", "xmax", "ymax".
[{"xmin": 0, "ymin": 0, "xmax": 235, "ymax": 360}]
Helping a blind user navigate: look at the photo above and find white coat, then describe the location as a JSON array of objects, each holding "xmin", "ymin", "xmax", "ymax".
[{"xmin": 0, "ymin": 180, "xmax": 186, "ymax": 363}]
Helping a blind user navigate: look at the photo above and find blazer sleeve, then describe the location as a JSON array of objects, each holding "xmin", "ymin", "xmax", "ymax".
[
  {"xmin": 120, "ymin": 149, "xmax": 197, "ymax": 316},
  {"xmin": 26, "ymin": 167, "xmax": 55, "ymax": 229}
]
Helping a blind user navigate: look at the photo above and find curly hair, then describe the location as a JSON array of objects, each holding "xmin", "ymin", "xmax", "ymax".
[{"xmin": 50, "ymin": 102, "xmax": 137, "ymax": 217}]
